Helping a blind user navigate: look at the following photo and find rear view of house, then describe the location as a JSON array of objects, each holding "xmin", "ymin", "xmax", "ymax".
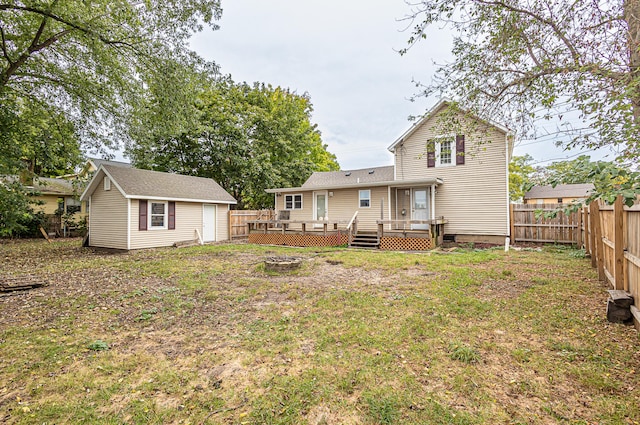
[{"xmin": 81, "ymin": 165, "xmax": 236, "ymax": 250}]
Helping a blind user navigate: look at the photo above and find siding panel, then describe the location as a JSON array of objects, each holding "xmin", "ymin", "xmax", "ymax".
[
  {"xmin": 89, "ymin": 174, "xmax": 128, "ymax": 249},
  {"xmin": 395, "ymin": 112, "xmax": 509, "ymax": 237},
  {"xmin": 216, "ymin": 204, "xmax": 230, "ymax": 241},
  {"xmin": 130, "ymin": 201, "xmax": 203, "ymax": 249}
]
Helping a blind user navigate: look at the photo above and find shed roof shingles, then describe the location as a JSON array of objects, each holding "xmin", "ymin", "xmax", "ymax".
[{"xmin": 103, "ymin": 165, "xmax": 236, "ymax": 203}]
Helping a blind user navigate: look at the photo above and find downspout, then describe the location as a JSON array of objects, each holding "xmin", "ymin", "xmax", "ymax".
[
  {"xmin": 505, "ymin": 133, "xmax": 511, "ymax": 242},
  {"xmin": 127, "ymin": 198, "xmax": 131, "ymax": 250}
]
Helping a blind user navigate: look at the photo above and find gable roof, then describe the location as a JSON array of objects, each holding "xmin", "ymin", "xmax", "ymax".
[
  {"xmin": 302, "ymin": 166, "xmax": 395, "ymax": 189},
  {"xmin": 87, "ymin": 157, "xmax": 132, "ymax": 170},
  {"xmin": 31, "ymin": 177, "xmax": 75, "ymax": 195},
  {"xmin": 524, "ymin": 183, "xmax": 595, "ymax": 200},
  {"xmin": 81, "ymin": 164, "xmax": 236, "ymax": 204},
  {"xmin": 387, "ymin": 98, "xmax": 511, "ymax": 152}
]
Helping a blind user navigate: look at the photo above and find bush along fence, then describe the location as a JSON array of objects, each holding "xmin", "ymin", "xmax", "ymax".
[{"xmin": 511, "ymin": 199, "xmax": 640, "ymax": 328}]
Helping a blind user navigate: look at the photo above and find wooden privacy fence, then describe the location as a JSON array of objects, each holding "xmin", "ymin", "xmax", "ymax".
[
  {"xmin": 510, "ymin": 203, "xmax": 582, "ymax": 245},
  {"xmin": 228, "ymin": 209, "xmax": 275, "ymax": 239},
  {"xmin": 584, "ymin": 198, "xmax": 640, "ymax": 325}
]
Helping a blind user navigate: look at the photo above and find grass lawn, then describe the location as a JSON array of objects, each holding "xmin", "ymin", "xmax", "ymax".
[{"xmin": 0, "ymin": 239, "xmax": 639, "ymax": 424}]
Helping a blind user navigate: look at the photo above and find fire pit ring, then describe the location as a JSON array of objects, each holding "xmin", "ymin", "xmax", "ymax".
[{"xmin": 264, "ymin": 256, "xmax": 303, "ymax": 273}]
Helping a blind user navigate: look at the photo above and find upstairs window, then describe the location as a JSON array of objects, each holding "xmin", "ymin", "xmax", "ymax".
[
  {"xmin": 359, "ymin": 189, "xmax": 371, "ymax": 208},
  {"xmin": 284, "ymin": 194, "xmax": 303, "ymax": 210},
  {"xmin": 438, "ymin": 139, "xmax": 454, "ymax": 166},
  {"xmin": 427, "ymin": 135, "xmax": 465, "ymax": 168}
]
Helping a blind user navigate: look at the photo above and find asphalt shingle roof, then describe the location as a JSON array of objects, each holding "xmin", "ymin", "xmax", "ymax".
[
  {"xmin": 301, "ymin": 166, "xmax": 395, "ymax": 189},
  {"xmin": 523, "ymin": 183, "xmax": 594, "ymax": 200},
  {"xmin": 102, "ymin": 165, "xmax": 236, "ymax": 203}
]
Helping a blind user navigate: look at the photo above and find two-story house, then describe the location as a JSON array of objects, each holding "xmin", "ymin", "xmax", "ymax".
[{"xmin": 264, "ymin": 99, "xmax": 513, "ymax": 247}]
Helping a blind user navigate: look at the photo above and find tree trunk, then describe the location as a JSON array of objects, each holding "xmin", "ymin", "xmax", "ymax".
[{"xmin": 625, "ymin": 0, "xmax": 640, "ymax": 124}]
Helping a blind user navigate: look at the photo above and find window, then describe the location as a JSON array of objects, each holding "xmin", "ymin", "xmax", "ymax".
[
  {"xmin": 66, "ymin": 198, "xmax": 82, "ymax": 214},
  {"xmin": 359, "ymin": 189, "xmax": 371, "ymax": 208},
  {"xmin": 557, "ymin": 198, "xmax": 563, "ymax": 204},
  {"xmin": 149, "ymin": 201, "xmax": 167, "ymax": 229},
  {"xmin": 437, "ymin": 138, "xmax": 456, "ymax": 167},
  {"xmin": 103, "ymin": 176, "xmax": 111, "ymax": 191},
  {"xmin": 284, "ymin": 194, "xmax": 303, "ymax": 210}
]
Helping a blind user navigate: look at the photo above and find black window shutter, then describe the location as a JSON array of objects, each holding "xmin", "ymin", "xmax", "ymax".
[
  {"xmin": 427, "ymin": 141, "xmax": 436, "ymax": 168},
  {"xmin": 456, "ymin": 135, "xmax": 465, "ymax": 165},
  {"xmin": 168, "ymin": 202, "xmax": 176, "ymax": 230},
  {"xmin": 139, "ymin": 200, "xmax": 147, "ymax": 231}
]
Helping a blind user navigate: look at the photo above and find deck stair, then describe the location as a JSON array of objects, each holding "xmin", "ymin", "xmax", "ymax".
[{"xmin": 349, "ymin": 232, "xmax": 380, "ymax": 249}]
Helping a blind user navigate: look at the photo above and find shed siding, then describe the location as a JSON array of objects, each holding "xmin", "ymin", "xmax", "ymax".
[
  {"xmin": 130, "ymin": 201, "xmax": 203, "ymax": 249},
  {"xmin": 88, "ymin": 178, "xmax": 128, "ymax": 249},
  {"xmin": 216, "ymin": 204, "xmax": 230, "ymax": 241},
  {"xmin": 395, "ymin": 113, "xmax": 509, "ymax": 237}
]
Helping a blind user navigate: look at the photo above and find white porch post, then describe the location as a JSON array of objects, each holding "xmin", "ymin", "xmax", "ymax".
[{"xmin": 431, "ymin": 184, "xmax": 436, "ymax": 220}]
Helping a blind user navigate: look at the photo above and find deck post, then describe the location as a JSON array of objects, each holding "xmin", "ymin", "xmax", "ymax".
[{"xmin": 301, "ymin": 223, "xmax": 306, "ymax": 235}]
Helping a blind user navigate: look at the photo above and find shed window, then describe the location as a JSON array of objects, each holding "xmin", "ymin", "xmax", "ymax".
[
  {"xmin": 359, "ymin": 189, "xmax": 371, "ymax": 208},
  {"xmin": 284, "ymin": 194, "xmax": 303, "ymax": 210},
  {"xmin": 150, "ymin": 202, "xmax": 167, "ymax": 229}
]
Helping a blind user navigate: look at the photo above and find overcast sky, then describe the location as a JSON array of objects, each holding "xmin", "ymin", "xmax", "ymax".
[{"xmin": 187, "ymin": 0, "xmax": 613, "ymax": 170}]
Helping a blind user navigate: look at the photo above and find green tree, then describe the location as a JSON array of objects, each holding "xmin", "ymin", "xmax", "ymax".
[
  {"xmin": 509, "ymin": 154, "xmax": 536, "ymax": 202},
  {"xmin": 403, "ymin": 0, "xmax": 640, "ymax": 181},
  {"xmin": 0, "ymin": 0, "xmax": 222, "ymax": 235},
  {"xmin": 128, "ymin": 77, "xmax": 340, "ymax": 209}
]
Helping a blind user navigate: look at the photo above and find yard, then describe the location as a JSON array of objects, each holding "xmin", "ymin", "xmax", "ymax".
[{"xmin": 0, "ymin": 240, "xmax": 639, "ymax": 424}]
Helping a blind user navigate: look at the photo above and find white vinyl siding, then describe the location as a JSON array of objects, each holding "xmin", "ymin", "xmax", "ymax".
[
  {"xmin": 275, "ymin": 187, "xmax": 388, "ymax": 232},
  {"xmin": 216, "ymin": 204, "xmax": 230, "ymax": 241},
  {"xmin": 88, "ymin": 173, "xmax": 128, "ymax": 249},
  {"xmin": 394, "ymin": 110, "xmax": 509, "ymax": 237},
  {"xmin": 130, "ymin": 201, "xmax": 203, "ymax": 249}
]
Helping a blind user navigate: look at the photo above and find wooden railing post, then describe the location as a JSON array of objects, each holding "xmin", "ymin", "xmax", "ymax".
[{"xmin": 614, "ymin": 196, "xmax": 625, "ymax": 291}]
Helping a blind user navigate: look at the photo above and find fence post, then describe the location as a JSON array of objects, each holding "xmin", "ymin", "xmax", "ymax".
[
  {"xmin": 591, "ymin": 201, "xmax": 605, "ymax": 282},
  {"xmin": 583, "ymin": 206, "xmax": 590, "ymax": 256},
  {"xmin": 614, "ymin": 196, "xmax": 625, "ymax": 291},
  {"xmin": 589, "ymin": 203, "xmax": 597, "ymax": 268},
  {"xmin": 509, "ymin": 203, "xmax": 515, "ymax": 242},
  {"xmin": 576, "ymin": 208, "xmax": 582, "ymax": 248}
]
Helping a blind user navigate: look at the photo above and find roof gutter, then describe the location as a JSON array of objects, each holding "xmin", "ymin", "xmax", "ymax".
[{"xmin": 266, "ymin": 177, "xmax": 444, "ymax": 193}]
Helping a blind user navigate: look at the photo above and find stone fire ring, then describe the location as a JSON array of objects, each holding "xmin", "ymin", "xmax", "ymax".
[{"xmin": 264, "ymin": 256, "xmax": 303, "ymax": 272}]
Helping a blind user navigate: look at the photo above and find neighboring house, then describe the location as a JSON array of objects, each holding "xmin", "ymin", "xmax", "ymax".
[
  {"xmin": 29, "ymin": 177, "xmax": 84, "ymax": 216},
  {"xmin": 523, "ymin": 184, "xmax": 595, "ymax": 205},
  {"xmin": 266, "ymin": 99, "xmax": 513, "ymax": 244},
  {"xmin": 80, "ymin": 165, "xmax": 237, "ymax": 250},
  {"xmin": 81, "ymin": 157, "xmax": 132, "ymax": 177}
]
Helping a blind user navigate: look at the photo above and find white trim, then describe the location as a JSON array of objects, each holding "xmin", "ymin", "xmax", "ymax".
[
  {"xmin": 284, "ymin": 193, "xmax": 303, "ymax": 210},
  {"xmin": 266, "ymin": 177, "xmax": 443, "ymax": 193},
  {"xmin": 125, "ymin": 194, "xmax": 236, "ymax": 204},
  {"xmin": 387, "ymin": 186, "xmax": 392, "ymax": 231},
  {"xmin": 127, "ymin": 198, "xmax": 131, "ymax": 250},
  {"xmin": 505, "ymin": 132, "xmax": 511, "ymax": 236},
  {"xmin": 358, "ymin": 189, "xmax": 371, "ymax": 208},
  {"xmin": 148, "ymin": 201, "xmax": 168, "ymax": 230},
  {"xmin": 103, "ymin": 176, "xmax": 111, "ymax": 191},
  {"xmin": 312, "ymin": 190, "xmax": 329, "ymax": 221},
  {"xmin": 431, "ymin": 184, "xmax": 436, "ymax": 220},
  {"xmin": 434, "ymin": 135, "xmax": 457, "ymax": 167}
]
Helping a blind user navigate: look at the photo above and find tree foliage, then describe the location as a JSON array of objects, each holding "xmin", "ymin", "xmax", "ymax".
[
  {"xmin": 128, "ymin": 77, "xmax": 340, "ymax": 209},
  {"xmin": 508, "ymin": 154, "xmax": 536, "ymax": 202},
  {"xmin": 1, "ymin": 0, "xmax": 222, "ymax": 157},
  {"xmin": 0, "ymin": 0, "xmax": 222, "ymax": 236},
  {"xmin": 403, "ymin": 0, "xmax": 640, "ymax": 173}
]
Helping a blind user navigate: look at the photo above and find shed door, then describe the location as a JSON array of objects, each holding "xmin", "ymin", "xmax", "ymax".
[
  {"xmin": 203, "ymin": 205, "xmax": 216, "ymax": 242},
  {"xmin": 411, "ymin": 188, "xmax": 430, "ymax": 230}
]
